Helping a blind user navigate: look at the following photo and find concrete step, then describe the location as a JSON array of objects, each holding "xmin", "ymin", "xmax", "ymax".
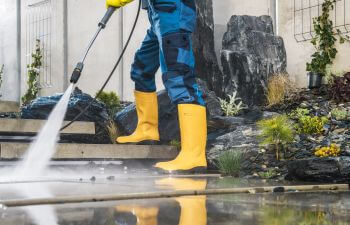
[
  {"xmin": 0, "ymin": 101, "xmax": 19, "ymax": 112},
  {"xmin": 0, "ymin": 143, "xmax": 178, "ymax": 160},
  {"xmin": 0, "ymin": 119, "xmax": 95, "ymax": 134}
]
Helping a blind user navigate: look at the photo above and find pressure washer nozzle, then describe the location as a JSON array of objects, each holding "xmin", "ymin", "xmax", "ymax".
[{"xmin": 70, "ymin": 62, "xmax": 84, "ymax": 84}]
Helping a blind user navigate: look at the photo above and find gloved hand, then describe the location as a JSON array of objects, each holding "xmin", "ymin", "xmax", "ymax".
[{"xmin": 106, "ymin": 0, "xmax": 134, "ymax": 8}]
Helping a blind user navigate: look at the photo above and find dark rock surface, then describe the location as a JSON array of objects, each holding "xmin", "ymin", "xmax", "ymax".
[
  {"xmin": 21, "ymin": 88, "xmax": 110, "ymax": 143},
  {"xmin": 193, "ymin": 0, "xmax": 224, "ymax": 97},
  {"xmin": 220, "ymin": 15, "xmax": 287, "ymax": 106},
  {"xmin": 286, "ymin": 157, "xmax": 350, "ymax": 183},
  {"xmin": 21, "ymin": 88, "xmax": 108, "ymax": 124}
]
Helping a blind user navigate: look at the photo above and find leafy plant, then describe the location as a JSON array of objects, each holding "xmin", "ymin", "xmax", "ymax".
[
  {"xmin": 306, "ymin": 0, "xmax": 346, "ymax": 75},
  {"xmin": 329, "ymin": 72, "xmax": 350, "ymax": 102},
  {"xmin": 266, "ymin": 73, "xmax": 295, "ymax": 106},
  {"xmin": 22, "ymin": 39, "xmax": 42, "ymax": 105},
  {"xmin": 216, "ymin": 150, "xmax": 243, "ymax": 177},
  {"xmin": 331, "ymin": 108, "xmax": 348, "ymax": 120},
  {"xmin": 257, "ymin": 115, "xmax": 295, "ymax": 160},
  {"xmin": 219, "ymin": 91, "xmax": 246, "ymax": 116},
  {"xmin": 96, "ymin": 91, "xmax": 121, "ymax": 115},
  {"xmin": 289, "ymin": 108, "xmax": 310, "ymax": 120},
  {"xmin": 258, "ymin": 168, "xmax": 278, "ymax": 179},
  {"xmin": 296, "ymin": 115, "xmax": 329, "ymax": 135}
]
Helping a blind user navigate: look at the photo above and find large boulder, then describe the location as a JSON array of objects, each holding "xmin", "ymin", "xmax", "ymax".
[
  {"xmin": 21, "ymin": 88, "xmax": 110, "ymax": 143},
  {"xmin": 286, "ymin": 157, "xmax": 350, "ymax": 183},
  {"xmin": 220, "ymin": 15, "xmax": 287, "ymax": 106},
  {"xmin": 193, "ymin": 0, "xmax": 224, "ymax": 96},
  {"xmin": 21, "ymin": 88, "xmax": 108, "ymax": 124}
]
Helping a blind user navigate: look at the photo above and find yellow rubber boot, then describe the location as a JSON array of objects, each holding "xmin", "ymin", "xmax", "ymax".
[
  {"xmin": 155, "ymin": 178, "xmax": 207, "ymax": 225},
  {"xmin": 155, "ymin": 104, "xmax": 207, "ymax": 173},
  {"xmin": 115, "ymin": 205, "xmax": 159, "ymax": 225},
  {"xmin": 117, "ymin": 91, "xmax": 160, "ymax": 144}
]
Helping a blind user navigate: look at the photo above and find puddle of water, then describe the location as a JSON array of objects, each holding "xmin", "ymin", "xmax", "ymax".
[{"xmin": 1, "ymin": 176, "xmax": 350, "ymax": 225}]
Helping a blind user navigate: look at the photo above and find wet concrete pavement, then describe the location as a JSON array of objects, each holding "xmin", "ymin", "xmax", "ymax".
[{"xmin": 1, "ymin": 169, "xmax": 350, "ymax": 225}]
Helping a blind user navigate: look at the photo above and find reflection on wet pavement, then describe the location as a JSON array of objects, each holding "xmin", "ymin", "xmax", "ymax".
[{"xmin": 1, "ymin": 175, "xmax": 350, "ymax": 225}]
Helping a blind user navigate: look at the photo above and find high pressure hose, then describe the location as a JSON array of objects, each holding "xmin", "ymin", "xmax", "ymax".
[{"xmin": 60, "ymin": 0, "xmax": 142, "ymax": 131}]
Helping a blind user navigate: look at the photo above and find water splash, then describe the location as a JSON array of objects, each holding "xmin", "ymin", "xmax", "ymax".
[{"xmin": 15, "ymin": 84, "xmax": 74, "ymax": 177}]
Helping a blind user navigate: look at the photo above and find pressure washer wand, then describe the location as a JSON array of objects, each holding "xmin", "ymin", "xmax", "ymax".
[{"xmin": 70, "ymin": 7, "xmax": 117, "ymax": 84}]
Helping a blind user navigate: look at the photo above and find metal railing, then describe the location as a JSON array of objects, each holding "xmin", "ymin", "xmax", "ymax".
[
  {"xmin": 25, "ymin": 0, "xmax": 53, "ymax": 88},
  {"xmin": 294, "ymin": 0, "xmax": 350, "ymax": 42}
]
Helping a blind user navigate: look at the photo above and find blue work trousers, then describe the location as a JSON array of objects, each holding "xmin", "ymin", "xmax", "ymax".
[{"xmin": 131, "ymin": 0, "xmax": 205, "ymax": 106}]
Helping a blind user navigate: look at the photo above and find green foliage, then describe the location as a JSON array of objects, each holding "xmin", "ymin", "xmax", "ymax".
[
  {"xmin": 258, "ymin": 168, "xmax": 278, "ymax": 179},
  {"xmin": 289, "ymin": 108, "xmax": 310, "ymax": 120},
  {"xmin": 219, "ymin": 91, "xmax": 246, "ymax": 116},
  {"xmin": 296, "ymin": 115, "xmax": 329, "ymax": 135},
  {"xmin": 289, "ymin": 108, "xmax": 329, "ymax": 135},
  {"xmin": 257, "ymin": 115, "xmax": 294, "ymax": 160},
  {"xmin": 170, "ymin": 140, "xmax": 181, "ymax": 150},
  {"xmin": 216, "ymin": 150, "xmax": 243, "ymax": 177},
  {"xmin": 22, "ymin": 39, "xmax": 42, "ymax": 105},
  {"xmin": 306, "ymin": 0, "xmax": 346, "ymax": 75},
  {"xmin": 331, "ymin": 108, "xmax": 348, "ymax": 121},
  {"xmin": 96, "ymin": 91, "xmax": 121, "ymax": 115}
]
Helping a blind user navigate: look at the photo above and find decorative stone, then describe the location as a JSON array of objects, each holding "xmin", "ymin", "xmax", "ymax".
[
  {"xmin": 286, "ymin": 157, "xmax": 350, "ymax": 183},
  {"xmin": 220, "ymin": 15, "xmax": 287, "ymax": 106}
]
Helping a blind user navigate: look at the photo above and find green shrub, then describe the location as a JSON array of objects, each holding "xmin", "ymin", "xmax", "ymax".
[
  {"xmin": 216, "ymin": 150, "xmax": 243, "ymax": 177},
  {"xmin": 219, "ymin": 91, "xmax": 246, "ymax": 116},
  {"xmin": 331, "ymin": 108, "xmax": 348, "ymax": 120},
  {"xmin": 289, "ymin": 108, "xmax": 310, "ymax": 120},
  {"xmin": 22, "ymin": 39, "xmax": 42, "ymax": 105},
  {"xmin": 290, "ymin": 108, "xmax": 329, "ymax": 134},
  {"xmin": 257, "ymin": 115, "xmax": 294, "ymax": 160},
  {"xmin": 96, "ymin": 91, "xmax": 121, "ymax": 115},
  {"xmin": 296, "ymin": 115, "xmax": 329, "ymax": 135}
]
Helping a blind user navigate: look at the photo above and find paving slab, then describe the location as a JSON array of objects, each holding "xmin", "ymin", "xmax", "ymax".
[
  {"xmin": 0, "ymin": 101, "xmax": 19, "ymax": 112},
  {"xmin": 0, "ymin": 119, "xmax": 95, "ymax": 134},
  {"xmin": 0, "ymin": 143, "xmax": 178, "ymax": 159}
]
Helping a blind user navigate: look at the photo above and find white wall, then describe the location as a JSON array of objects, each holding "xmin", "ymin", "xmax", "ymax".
[
  {"xmin": 278, "ymin": 0, "xmax": 350, "ymax": 87},
  {"xmin": 0, "ymin": 0, "xmax": 20, "ymax": 102}
]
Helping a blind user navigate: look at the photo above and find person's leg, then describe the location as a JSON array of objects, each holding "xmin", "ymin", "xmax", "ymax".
[
  {"xmin": 150, "ymin": 0, "xmax": 207, "ymax": 172},
  {"xmin": 117, "ymin": 29, "xmax": 161, "ymax": 144}
]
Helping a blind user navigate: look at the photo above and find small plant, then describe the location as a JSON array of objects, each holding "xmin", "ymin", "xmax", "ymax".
[
  {"xmin": 257, "ymin": 115, "xmax": 295, "ymax": 160},
  {"xmin": 219, "ymin": 91, "xmax": 246, "ymax": 116},
  {"xmin": 216, "ymin": 150, "xmax": 243, "ymax": 177},
  {"xmin": 96, "ymin": 91, "xmax": 121, "ymax": 115},
  {"xmin": 258, "ymin": 168, "xmax": 278, "ymax": 179},
  {"xmin": 22, "ymin": 39, "xmax": 42, "ymax": 105},
  {"xmin": 266, "ymin": 73, "xmax": 295, "ymax": 106},
  {"xmin": 329, "ymin": 72, "xmax": 350, "ymax": 103},
  {"xmin": 296, "ymin": 115, "xmax": 329, "ymax": 135},
  {"xmin": 106, "ymin": 120, "xmax": 120, "ymax": 144},
  {"xmin": 331, "ymin": 108, "xmax": 348, "ymax": 121},
  {"xmin": 314, "ymin": 144, "xmax": 341, "ymax": 157},
  {"xmin": 289, "ymin": 108, "xmax": 310, "ymax": 120},
  {"xmin": 170, "ymin": 140, "xmax": 181, "ymax": 150}
]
